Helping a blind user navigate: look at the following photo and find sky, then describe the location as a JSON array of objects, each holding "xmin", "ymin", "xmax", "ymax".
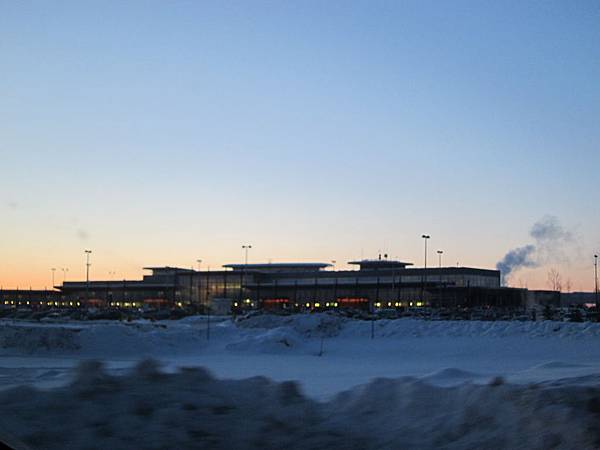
[{"xmin": 1, "ymin": 0, "xmax": 599, "ymax": 290}]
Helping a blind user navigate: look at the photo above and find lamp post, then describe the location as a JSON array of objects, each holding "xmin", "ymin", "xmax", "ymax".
[
  {"xmin": 107, "ymin": 271, "xmax": 116, "ymax": 307},
  {"xmin": 51, "ymin": 268, "xmax": 56, "ymax": 289},
  {"xmin": 595, "ymin": 254, "xmax": 598, "ymax": 310},
  {"xmin": 61, "ymin": 268, "xmax": 68, "ymax": 283},
  {"xmin": 242, "ymin": 245, "xmax": 252, "ymax": 266},
  {"xmin": 196, "ymin": 259, "xmax": 202, "ymax": 309},
  {"xmin": 85, "ymin": 250, "xmax": 92, "ymax": 304},
  {"xmin": 241, "ymin": 245, "xmax": 252, "ymax": 308},
  {"xmin": 437, "ymin": 250, "xmax": 443, "ymax": 268},
  {"xmin": 421, "ymin": 235, "xmax": 430, "ymax": 302}
]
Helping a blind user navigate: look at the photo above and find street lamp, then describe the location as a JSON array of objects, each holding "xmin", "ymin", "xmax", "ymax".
[
  {"xmin": 61, "ymin": 268, "xmax": 69, "ymax": 283},
  {"xmin": 51, "ymin": 268, "xmax": 56, "ymax": 289},
  {"xmin": 196, "ymin": 259, "xmax": 202, "ymax": 272},
  {"xmin": 240, "ymin": 245, "xmax": 252, "ymax": 308},
  {"xmin": 437, "ymin": 250, "xmax": 443, "ymax": 268},
  {"xmin": 85, "ymin": 250, "xmax": 92, "ymax": 304},
  {"xmin": 421, "ymin": 235, "xmax": 430, "ymax": 269},
  {"xmin": 595, "ymin": 255, "xmax": 598, "ymax": 310},
  {"xmin": 242, "ymin": 245, "xmax": 252, "ymax": 266},
  {"xmin": 421, "ymin": 235, "xmax": 430, "ymax": 302}
]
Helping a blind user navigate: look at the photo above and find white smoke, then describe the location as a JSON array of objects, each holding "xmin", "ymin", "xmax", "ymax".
[{"xmin": 496, "ymin": 216, "xmax": 573, "ymax": 285}]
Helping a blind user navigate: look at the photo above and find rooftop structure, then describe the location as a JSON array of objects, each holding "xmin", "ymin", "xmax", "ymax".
[
  {"xmin": 222, "ymin": 262, "xmax": 331, "ymax": 272},
  {"xmin": 348, "ymin": 259, "xmax": 413, "ymax": 270}
]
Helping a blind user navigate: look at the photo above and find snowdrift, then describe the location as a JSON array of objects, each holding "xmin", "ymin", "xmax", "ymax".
[
  {"xmin": 0, "ymin": 360, "xmax": 599, "ymax": 450},
  {"xmin": 236, "ymin": 313, "xmax": 600, "ymax": 339},
  {"xmin": 2, "ymin": 315, "xmax": 600, "ymax": 357}
]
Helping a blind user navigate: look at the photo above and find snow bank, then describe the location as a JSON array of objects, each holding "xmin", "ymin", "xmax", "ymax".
[
  {"xmin": 0, "ymin": 321, "xmax": 211, "ymax": 357},
  {"xmin": 2, "ymin": 315, "xmax": 600, "ymax": 360},
  {"xmin": 0, "ymin": 360, "xmax": 599, "ymax": 450},
  {"xmin": 236, "ymin": 313, "xmax": 600, "ymax": 340}
]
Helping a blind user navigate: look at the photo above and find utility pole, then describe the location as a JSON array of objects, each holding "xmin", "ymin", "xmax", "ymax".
[{"xmin": 84, "ymin": 250, "xmax": 92, "ymax": 304}]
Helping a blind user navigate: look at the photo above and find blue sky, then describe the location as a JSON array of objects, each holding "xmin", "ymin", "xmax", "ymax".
[{"xmin": 1, "ymin": 1, "xmax": 599, "ymax": 289}]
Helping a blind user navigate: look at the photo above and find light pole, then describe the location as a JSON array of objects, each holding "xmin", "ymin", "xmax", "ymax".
[
  {"xmin": 240, "ymin": 245, "xmax": 252, "ymax": 307},
  {"xmin": 595, "ymin": 255, "xmax": 598, "ymax": 310},
  {"xmin": 195, "ymin": 259, "xmax": 202, "ymax": 309},
  {"xmin": 85, "ymin": 250, "xmax": 92, "ymax": 304},
  {"xmin": 108, "ymin": 271, "xmax": 116, "ymax": 306},
  {"xmin": 437, "ymin": 250, "xmax": 443, "ymax": 268},
  {"xmin": 421, "ymin": 235, "xmax": 430, "ymax": 302},
  {"xmin": 51, "ymin": 268, "xmax": 56, "ymax": 289},
  {"xmin": 61, "ymin": 268, "xmax": 69, "ymax": 283},
  {"xmin": 242, "ymin": 245, "xmax": 252, "ymax": 266}
]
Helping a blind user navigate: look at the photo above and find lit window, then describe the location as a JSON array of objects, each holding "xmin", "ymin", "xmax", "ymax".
[{"xmin": 315, "ymin": 303, "xmax": 320, "ymax": 308}]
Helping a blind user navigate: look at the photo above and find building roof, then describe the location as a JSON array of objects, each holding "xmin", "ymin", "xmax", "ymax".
[
  {"xmin": 143, "ymin": 266, "xmax": 196, "ymax": 273},
  {"xmin": 348, "ymin": 259, "xmax": 413, "ymax": 270},
  {"xmin": 222, "ymin": 262, "xmax": 331, "ymax": 271}
]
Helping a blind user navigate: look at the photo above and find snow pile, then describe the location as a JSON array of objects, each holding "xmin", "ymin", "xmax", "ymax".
[
  {"xmin": 236, "ymin": 313, "xmax": 600, "ymax": 340},
  {"xmin": 328, "ymin": 377, "xmax": 600, "ymax": 449},
  {"xmin": 0, "ymin": 324, "xmax": 81, "ymax": 353},
  {"xmin": 236, "ymin": 313, "xmax": 344, "ymax": 338},
  {"xmin": 226, "ymin": 327, "xmax": 305, "ymax": 353},
  {"xmin": 2, "ymin": 315, "xmax": 600, "ymax": 358},
  {"xmin": 341, "ymin": 318, "xmax": 600, "ymax": 339},
  {"xmin": 0, "ymin": 322, "xmax": 210, "ymax": 357},
  {"xmin": 0, "ymin": 360, "xmax": 599, "ymax": 450}
]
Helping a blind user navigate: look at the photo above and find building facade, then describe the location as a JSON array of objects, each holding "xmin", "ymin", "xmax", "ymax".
[{"xmin": 55, "ymin": 259, "xmax": 514, "ymax": 311}]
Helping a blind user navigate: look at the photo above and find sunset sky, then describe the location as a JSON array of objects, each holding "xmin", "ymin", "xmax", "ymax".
[{"xmin": 1, "ymin": 1, "xmax": 599, "ymax": 290}]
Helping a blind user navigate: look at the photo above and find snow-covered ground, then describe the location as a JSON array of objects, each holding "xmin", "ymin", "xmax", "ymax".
[
  {"xmin": 2, "ymin": 314, "xmax": 600, "ymax": 396},
  {"xmin": 1, "ymin": 313, "xmax": 600, "ymax": 449}
]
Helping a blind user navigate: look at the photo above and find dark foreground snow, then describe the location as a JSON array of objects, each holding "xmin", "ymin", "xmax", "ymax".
[{"xmin": 1, "ymin": 360, "xmax": 599, "ymax": 450}]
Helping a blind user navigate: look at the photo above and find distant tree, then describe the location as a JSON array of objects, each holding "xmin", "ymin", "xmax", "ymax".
[
  {"xmin": 565, "ymin": 278, "xmax": 572, "ymax": 293},
  {"xmin": 547, "ymin": 268, "xmax": 563, "ymax": 292}
]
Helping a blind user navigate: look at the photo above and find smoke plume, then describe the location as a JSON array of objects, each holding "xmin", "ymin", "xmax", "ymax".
[{"xmin": 496, "ymin": 216, "xmax": 573, "ymax": 285}]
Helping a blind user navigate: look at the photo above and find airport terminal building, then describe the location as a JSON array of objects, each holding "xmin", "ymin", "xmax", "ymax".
[{"xmin": 53, "ymin": 258, "xmax": 530, "ymax": 312}]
